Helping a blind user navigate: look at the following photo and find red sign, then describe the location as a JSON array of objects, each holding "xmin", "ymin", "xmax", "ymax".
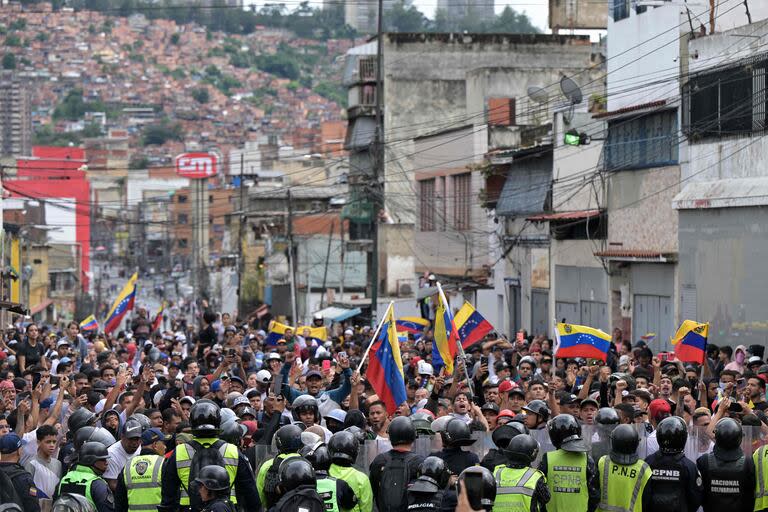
[{"xmin": 175, "ymin": 152, "xmax": 218, "ymax": 179}]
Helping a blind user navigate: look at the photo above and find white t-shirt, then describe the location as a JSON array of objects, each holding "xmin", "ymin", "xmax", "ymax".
[
  {"xmin": 103, "ymin": 441, "xmax": 141, "ymax": 480},
  {"xmin": 24, "ymin": 454, "xmax": 62, "ymax": 499}
]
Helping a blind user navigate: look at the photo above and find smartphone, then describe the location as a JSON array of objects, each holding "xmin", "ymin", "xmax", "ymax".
[
  {"xmin": 516, "ymin": 332, "xmax": 524, "ymax": 344},
  {"xmin": 228, "ymin": 348, "xmax": 236, "ymax": 357},
  {"xmin": 480, "ymin": 356, "xmax": 488, "ymax": 367},
  {"xmin": 49, "ymin": 376, "xmax": 60, "ymax": 386},
  {"xmin": 322, "ymin": 360, "xmax": 331, "ymax": 372},
  {"xmin": 118, "ymin": 362, "xmax": 128, "ymax": 373},
  {"xmin": 459, "ymin": 472, "xmax": 485, "ymax": 511},
  {"xmin": 737, "ymin": 378, "xmax": 747, "ymax": 391},
  {"xmin": 270, "ymin": 375, "xmax": 282, "ymax": 397}
]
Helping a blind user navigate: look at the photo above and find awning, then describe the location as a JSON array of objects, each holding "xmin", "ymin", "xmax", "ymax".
[
  {"xmin": 344, "ymin": 117, "xmax": 376, "ymax": 151},
  {"xmin": 496, "ymin": 165, "xmax": 551, "ymax": 217},
  {"xmin": 527, "ymin": 209, "xmax": 602, "ymax": 222},
  {"xmin": 673, "ymin": 177, "xmax": 768, "ymax": 210},
  {"xmin": 592, "ymin": 100, "xmax": 668, "ymax": 119},
  {"xmin": 594, "ymin": 249, "xmax": 676, "ymax": 263},
  {"xmin": 30, "ymin": 298, "xmax": 53, "ymax": 316},
  {"xmin": 314, "ymin": 306, "xmax": 362, "ymax": 322}
]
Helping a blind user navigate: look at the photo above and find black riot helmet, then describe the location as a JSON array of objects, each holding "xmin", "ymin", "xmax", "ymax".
[
  {"xmin": 292, "ymin": 395, "xmax": 320, "ymax": 425},
  {"xmin": 657, "ymin": 416, "xmax": 688, "ymax": 455},
  {"xmin": 194, "ymin": 465, "xmax": 231, "ymax": 493},
  {"xmin": 388, "ymin": 416, "xmax": 416, "ymax": 446},
  {"xmin": 299, "ymin": 443, "xmax": 331, "ymax": 472},
  {"xmin": 409, "ymin": 456, "xmax": 451, "ymax": 493},
  {"xmin": 74, "ymin": 426, "xmax": 116, "ymax": 451},
  {"xmin": 522, "ymin": 400, "xmax": 550, "ymax": 423},
  {"xmin": 275, "ymin": 424, "xmax": 303, "ymax": 454},
  {"xmin": 79, "ymin": 441, "xmax": 110, "ymax": 468},
  {"xmin": 68, "ymin": 408, "xmax": 97, "ymax": 437},
  {"xmin": 596, "ymin": 407, "xmax": 621, "ymax": 425},
  {"xmin": 548, "ymin": 414, "xmax": 587, "ymax": 453},
  {"xmin": 278, "ymin": 457, "xmax": 316, "ymax": 492},
  {"xmin": 441, "ymin": 418, "xmax": 476, "ymax": 447},
  {"xmin": 129, "ymin": 413, "xmax": 151, "ymax": 433},
  {"xmin": 504, "ymin": 434, "xmax": 539, "ymax": 466},
  {"xmin": 714, "ymin": 417, "xmax": 744, "ymax": 461},
  {"xmin": 329, "ymin": 431, "xmax": 359, "ymax": 464},
  {"xmin": 609, "ymin": 424, "xmax": 640, "ymax": 465},
  {"xmin": 458, "ymin": 466, "xmax": 496, "ymax": 512},
  {"xmin": 411, "ymin": 412, "xmax": 435, "ymax": 436},
  {"xmin": 190, "ymin": 401, "xmax": 222, "ymax": 437},
  {"xmin": 221, "ymin": 422, "xmax": 247, "ymax": 445},
  {"xmin": 343, "ymin": 425, "xmax": 367, "ymax": 445},
  {"xmin": 491, "ymin": 424, "xmax": 521, "ymax": 451}
]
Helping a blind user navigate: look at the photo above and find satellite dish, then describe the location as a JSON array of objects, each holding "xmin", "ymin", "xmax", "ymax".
[
  {"xmin": 560, "ymin": 75, "xmax": 583, "ymax": 105},
  {"xmin": 527, "ymin": 85, "xmax": 549, "ymax": 105}
]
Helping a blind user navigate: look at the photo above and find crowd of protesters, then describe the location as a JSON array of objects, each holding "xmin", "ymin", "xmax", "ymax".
[{"xmin": 0, "ymin": 301, "xmax": 766, "ymax": 512}]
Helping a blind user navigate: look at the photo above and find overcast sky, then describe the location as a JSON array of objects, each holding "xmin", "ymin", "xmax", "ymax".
[{"xmin": 411, "ymin": 0, "xmax": 549, "ymax": 30}]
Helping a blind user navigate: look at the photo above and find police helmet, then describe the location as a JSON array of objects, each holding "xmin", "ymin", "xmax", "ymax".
[
  {"xmin": 221, "ymin": 421, "xmax": 247, "ymax": 445},
  {"xmin": 657, "ymin": 416, "xmax": 688, "ymax": 455},
  {"xmin": 275, "ymin": 424, "xmax": 303, "ymax": 454},
  {"xmin": 190, "ymin": 401, "xmax": 222, "ymax": 436},
  {"xmin": 714, "ymin": 417, "xmax": 744, "ymax": 461},
  {"xmin": 329, "ymin": 430, "xmax": 359, "ymax": 464},
  {"xmin": 547, "ymin": 414, "xmax": 587, "ymax": 453},
  {"xmin": 415, "ymin": 456, "xmax": 450, "ymax": 491},
  {"xmin": 411, "ymin": 412, "xmax": 435, "ymax": 436},
  {"xmin": 74, "ymin": 426, "xmax": 116, "ymax": 451},
  {"xmin": 299, "ymin": 442, "xmax": 331, "ymax": 472},
  {"xmin": 491, "ymin": 424, "xmax": 521, "ymax": 450},
  {"xmin": 458, "ymin": 466, "xmax": 496, "ymax": 511},
  {"xmin": 52, "ymin": 493, "xmax": 97, "ymax": 512},
  {"xmin": 522, "ymin": 400, "xmax": 550, "ymax": 423},
  {"xmin": 128, "ymin": 413, "xmax": 151, "ymax": 432},
  {"xmin": 343, "ymin": 425, "xmax": 367, "ymax": 445},
  {"xmin": 194, "ymin": 465, "xmax": 231, "ymax": 492},
  {"xmin": 596, "ymin": 407, "xmax": 621, "ymax": 425},
  {"xmin": 609, "ymin": 424, "xmax": 640, "ymax": 465},
  {"xmin": 278, "ymin": 457, "xmax": 316, "ymax": 491},
  {"xmin": 388, "ymin": 416, "xmax": 416, "ymax": 446},
  {"xmin": 79, "ymin": 442, "xmax": 110, "ymax": 467},
  {"xmin": 441, "ymin": 418, "xmax": 476, "ymax": 447},
  {"xmin": 504, "ymin": 434, "xmax": 539, "ymax": 465},
  {"xmin": 292, "ymin": 394, "xmax": 320, "ymax": 424},
  {"xmin": 68, "ymin": 408, "xmax": 97, "ymax": 436}
]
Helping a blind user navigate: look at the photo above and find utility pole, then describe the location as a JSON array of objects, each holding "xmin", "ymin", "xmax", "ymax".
[
  {"xmin": 236, "ymin": 153, "xmax": 245, "ymax": 318},
  {"xmin": 286, "ymin": 189, "xmax": 298, "ymax": 324},
  {"xmin": 320, "ymin": 220, "xmax": 334, "ymax": 308},
  {"xmin": 371, "ymin": 0, "xmax": 384, "ymax": 325}
]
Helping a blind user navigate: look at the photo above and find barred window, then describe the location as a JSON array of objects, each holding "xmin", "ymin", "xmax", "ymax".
[
  {"xmin": 605, "ymin": 109, "xmax": 678, "ymax": 170},
  {"xmin": 419, "ymin": 178, "xmax": 436, "ymax": 232},
  {"xmin": 453, "ymin": 173, "xmax": 472, "ymax": 232}
]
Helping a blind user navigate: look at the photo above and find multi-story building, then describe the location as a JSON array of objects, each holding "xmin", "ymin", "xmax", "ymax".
[
  {"xmin": 0, "ymin": 71, "xmax": 32, "ymax": 157},
  {"xmin": 437, "ymin": 0, "xmax": 494, "ymax": 25},
  {"xmin": 344, "ymin": 0, "xmax": 400, "ymax": 33}
]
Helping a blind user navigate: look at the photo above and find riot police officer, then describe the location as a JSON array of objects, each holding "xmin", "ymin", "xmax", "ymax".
[
  {"xmin": 369, "ymin": 416, "xmax": 424, "ymax": 512},
  {"xmin": 267, "ymin": 457, "xmax": 324, "ymax": 512},
  {"xmin": 256, "ymin": 423, "xmax": 303, "ymax": 508},
  {"xmin": 328, "ymin": 430, "xmax": 373, "ymax": 512},
  {"xmin": 522, "ymin": 400, "xmax": 550, "ymax": 430},
  {"xmin": 194, "ymin": 466, "xmax": 236, "ymax": 512},
  {"xmin": 539, "ymin": 414, "xmax": 599, "ymax": 512},
  {"xmin": 596, "ymin": 424, "xmax": 651, "ymax": 512},
  {"xmin": 591, "ymin": 407, "xmax": 620, "ymax": 462},
  {"xmin": 480, "ymin": 423, "xmax": 527, "ymax": 473},
  {"xmin": 494, "ymin": 434, "xmax": 550, "ymax": 511},
  {"xmin": 52, "ymin": 493, "xmax": 98, "ymax": 512},
  {"xmin": 429, "ymin": 418, "xmax": 479, "ymax": 477},
  {"xmin": 407, "ymin": 456, "xmax": 457, "ymax": 511},
  {"xmin": 299, "ymin": 441, "xmax": 357, "ymax": 511},
  {"xmin": 697, "ymin": 417, "xmax": 755, "ymax": 512},
  {"xmin": 646, "ymin": 416, "xmax": 702, "ymax": 512},
  {"xmin": 56, "ymin": 441, "xmax": 115, "ymax": 512},
  {"xmin": 159, "ymin": 400, "xmax": 259, "ymax": 512}
]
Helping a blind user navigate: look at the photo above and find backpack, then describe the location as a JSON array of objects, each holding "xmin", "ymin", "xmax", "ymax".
[
  {"xmin": 184, "ymin": 439, "xmax": 229, "ymax": 498},
  {"xmin": 0, "ymin": 465, "xmax": 25, "ymax": 511},
  {"xmin": 272, "ymin": 486, "xmax": 325, "ymax": 512},
  {"xmin": 378, "ymin": 453, "xmax": 419, "ymax": 512},
  {"xmin": 263, "ymin": 454, "xmax": 289, "ymax": 508}
]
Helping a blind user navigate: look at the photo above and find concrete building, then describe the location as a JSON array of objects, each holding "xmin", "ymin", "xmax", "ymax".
[
  {"xmin": 0, "ymin": 71, "xmax": 32, "ymax": 157},
  {"xmin": 437, "ymin": 0, "xmax": 494, "ymax": 25},
  {"xmin": 344, "ymin": 0, "xmax": 399, "ymax": 33}
]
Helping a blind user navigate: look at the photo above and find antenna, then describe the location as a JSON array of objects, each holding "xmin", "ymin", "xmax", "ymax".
[
  {"xmin": 560, "ymin": 75, "xmax": 583, "ymax": 105},
  {"xmin": 527, "ymin": 86, "xmax": 549, "ymax": 105}
]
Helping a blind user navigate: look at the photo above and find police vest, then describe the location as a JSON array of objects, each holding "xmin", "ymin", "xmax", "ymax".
[
  {"xmin": 407, "ymin": 489, "xmax": 443, "ymax": 511},
  {"xmin": 755, "ymin": 445, "xmax": 768, "ymax": 511},
  {"xmin": 329, "ymin": 463, "xmax": 373, "ymax": 512},
  {"xmin": 493, "ymin": 466, "xmax": 544, "ymax": 512},
  {"xmin": 176, "ymin": 438, "xmax": 239, "ymax": 506},
  {"xmin": 597, "ymin": 456, "xmax": 650, "ymax": 512},
  {"xmin": 317, "ymin": 476, "xmax": 340, "ymax": 512},
  {"xmin": 546, "ymin": 450, "xmax": 589, "ymax": 512},
  {"xmin": 57, "ymin": 465, "xmax": 101, "ymax": 507},
  {"xmin": 123, "ymin": 454, "xmax": 163, "ymax": 512}
]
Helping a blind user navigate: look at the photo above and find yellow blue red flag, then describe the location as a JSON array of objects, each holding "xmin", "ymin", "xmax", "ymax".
[
  {"xmin": 554, "ymin": 323, "xmax": 611, "ymax": 361},
  {"xmin": 79, "ymin": 315, "xmax": 98, "ymax": 332},
  {"xmin": 104, "ymin": 272, "xmax": 138, "ymax": 334},
  {"xmin": 432, "ymin": 289, "xmax": 459, "ymax": 374},
  {"xmin": 266, "ymin": 320, "xmax": 293, "ymax": 346},
  {"xmin": 671, "ymin": 320, "xmax": 708, "ymax": 363},
  {"xmin": 367, "ymin": 304, "xmax": 407, "ymax": 414}
]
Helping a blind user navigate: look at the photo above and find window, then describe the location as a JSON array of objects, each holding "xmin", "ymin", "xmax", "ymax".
[
  {"xmin": 611, "ymin": 0, "xmax": 630, "ymax": 21},
  {"xmin": 177, "ymin": 213, "xmax": 188, "ymax": 224},
  {"xmin": 605, "ymin": 109, "xmax": 678, "ymax": 170},
  {"xmin": 453, "ymin": 173, "xmax": 472, "ymax": 231},
  {"xmin": 684, "ymin": 55, "xmax": 766, "ymax": 140},
  {"xmin": 178, "ymin": 239, "xmax": 188, "ymax": 249},
  {"xmin": 177, "ymin": 195, "xmax": 187, "ymax": 203},
  {"xmin": 419, "ymin": 179, "xmax": 436, "ymax": 232}
]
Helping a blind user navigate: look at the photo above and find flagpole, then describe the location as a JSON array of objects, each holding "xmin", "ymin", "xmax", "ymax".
[
  {"xmin": 437, "ymin": 282, "xmax": 474, "ymax": 398},
  {"xmin": 355, "ymin": 301, "xmax": 394, "ymax": 374}
]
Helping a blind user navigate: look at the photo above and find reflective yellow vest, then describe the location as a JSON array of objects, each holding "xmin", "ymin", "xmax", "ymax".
[
  {"xmin": 754, "ymin": 444, "xmax": 768, "ymax": 511},
  {"xmin": 124, "ymin": 454, "xmax": 163, "ymax": 512},
  {"xmin": 546, "ymin": 450, "xmax": 589, "ymax": 512},
  {"xmin": 597, "ymin": 456, "xmax": 650, "ymax": 512},
  {"xmin": 493, "ymin": 466, "xmax": 544, "ymax": 512},
  {"xmin": 176, "ymin": 438, "xmax": 239, "ymax": 506}
]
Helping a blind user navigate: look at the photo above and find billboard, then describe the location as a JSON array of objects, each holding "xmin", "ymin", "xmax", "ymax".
[
  {"xmin": 549, "ymin": 0, "xmax": 607, "ymax": 30},
  {"xmin": 175, "ymin": 152, "xmax": 218, "ymax": 179}
]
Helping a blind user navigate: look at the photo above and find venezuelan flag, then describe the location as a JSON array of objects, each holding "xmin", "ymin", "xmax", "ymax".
[
  {"xmin": 432, "ymin": 291, "xmax": 459, "ymax": 374},
  {"xmin": 104, "ymin": 273, "xmax": 138, "ymax": 334},
  {"xmin": 367, "ymin": 305, "xmax": 407, "ymax": 414},
  {"xmin": 266, "ymin": 320, "xmax": 293, "ymax": 346},
  {"xmin": 152, "ymin": 302, "xmax": 165, "ymax": 332},
  {"xmin": 554, "ymin": 323, "xmax": 611, "ymax": 361},
  {"xmin": 395, "ymin": 317, "xmax": 430, "ymax": 339},
  {"xmin": 672, "ymin": 320, "xmax": 708, "ymax": 363},
  {"xmin": 296, "ymin": 325, "xmax": 328, "ymax": 345},
  {"xmin": 79, "ymin": 315, "xmax": 99, "ymax": 332},
  {"xmin": 454, "ymin": 302, "xmax": 494, "ymax": 349}
]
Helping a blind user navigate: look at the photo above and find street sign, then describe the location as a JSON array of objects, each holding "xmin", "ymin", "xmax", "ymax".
[{"xmin": 175, "ymin": 152, "xmax": 218, "ymax": 179}]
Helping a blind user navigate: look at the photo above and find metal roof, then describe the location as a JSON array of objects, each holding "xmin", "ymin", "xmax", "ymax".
[{"xmin": 527, "ymin": 209, "xmax": 602, "ymax": 222}]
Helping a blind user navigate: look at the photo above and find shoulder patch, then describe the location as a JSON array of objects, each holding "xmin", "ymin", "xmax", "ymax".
[{"xmin": 28, "ymin": 486, "xmax": 37, "ymax": 497}]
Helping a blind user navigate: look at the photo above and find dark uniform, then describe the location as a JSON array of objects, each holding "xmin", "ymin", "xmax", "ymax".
[
  {"xmin": 369, "ymin": 449, "xmax": 424, "ymax": 512},
  {"xmin": 480, "ymin": 448, "xmax": 507, "ymax": 473},
  {"xmin": 697, "ymin": 451, "xmax": 756, "ymax": 512},
  {"xmin": 428, "ymin": 446, "xmax": 480, "ymax": 477},
  {"xmin": 0, "ymin": 461, "xmax": 41, "ymax": 512},
  {"xmin": 200, "ymin": 498, "xmax": 237, "ymax": 512},
  {"xmin": 646, "ymin": 450, "xmax": 703, "ymax": 512},
  {"xmin": 406, "ymin": 483, "xmax": 458, "ymax": 512}
]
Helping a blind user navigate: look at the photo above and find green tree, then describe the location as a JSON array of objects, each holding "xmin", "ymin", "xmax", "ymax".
[
  {"xmin": 4, "ymin": 35, "xmax": 22, "ymax": 47},
  {"xmin": 191, "ymin": 87, "xmax": 210, "ymax": 104},
  {"xmin": 141, "ymin": 121, "xmax": 183, "ymax": 146},
  {"xmin": 170, "ymin": 32, "xmax": 180, "ymax": 45},
  {"xmin": 2, "ymin": 53, "xmax": 16, "ymax": 70},
  {"xmin": 386, "ymin": 1, "xmax": 427, "ymax": 32},
  {"xmin": 9, "ymin": 19, "xmax": 27, "ymax": 31},
  {"xmin": 129, "ymin": 155, "xmax": 150, "ymax": 169},
  {"xmin": 491, "ymin": 6, "xmax": 539, "ymax": 33}
]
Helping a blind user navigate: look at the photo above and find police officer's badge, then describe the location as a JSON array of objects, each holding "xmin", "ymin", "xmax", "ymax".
[{"xmin": 135, "ymin": 461, "xmax": 149, "ymax": 476}]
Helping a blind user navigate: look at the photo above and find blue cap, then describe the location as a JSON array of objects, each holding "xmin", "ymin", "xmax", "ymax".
[
  {"xmin": 211, "ymin": 380, "xmax": 222, "ymax": 392},
  {"xmin": 40, "ymin": 397, "xmax": 54, "ymax": 409},
  {"xmin": 142, "ymin": 428, "xmax": 171, "ymax": 446},
  {"xmin": 58, "ymin": 357, "xmax": 72, "ymax": 366},
  {"xmin": 0, "ymin": 433, "xmax": 25, "ymax": 454}
]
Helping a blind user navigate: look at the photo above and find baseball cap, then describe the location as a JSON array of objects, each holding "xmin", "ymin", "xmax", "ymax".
[
  {"xmin": 618, "ymin": 355, "xmax": 630, "ymax": 367},
  {"xmin": 580, "ymin": 398, "xmax": 599, "ymax": 409},
  {"xmin": 0, "ymin": 380, "xmax": 14, "ymax": 391},
  {"xmin": 649, "ymin": 398, "xmax": 672, "ymax": 421},
  {"xmin": 179, "ymin": 396, "xmax": 196, "ymax": 405},
  {"xmin": 58, "ymin": 356, "xmax": 72, "ymax": 367},
  {"xmin": 122, "ymin": 419, "xmax": 143, "ymax": 439},
  {"xmin": 232, "ymin": 396, "xmax": 250, "ymax": 409},
  {"xmin": 0, "ymin": 433, "xmax": 25, "ymax": 454},
  {"xmin": 210, "ymin": 380, "xmax": 223, "ymax": 392},
  {"xmin": 559, "ymin": 393, "xmax": 580, "ymax": 406},
  {"xmin": 306, "ymin": 370, "xmax": 323, "ymax": 380},
  {"xmin": 57, "ymin": 339, "xmax": 70, "ymax": 348},
  {"xmin": 481, "ymin": 402, "xmax": 500, "ymax": 414},
  {"xmin": 498, "ymin": 380, "xmax": 514, "ymax": 394},
  {"xmin": 142, "ymin": 428, "xmax": 170, "ymax": 446},
  {"xmin": 749, "ymin": 356, "xmax": 764, "ymax": 365}
]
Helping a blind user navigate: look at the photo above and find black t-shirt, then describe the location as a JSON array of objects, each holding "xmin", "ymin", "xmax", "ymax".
[
  {"xmin": 198, "ymin": 325, "xmax": 217, "ymax": 350},
  {"xmin": 17, "ymin": 340, "xmax": 43, "ymax": 369}
]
